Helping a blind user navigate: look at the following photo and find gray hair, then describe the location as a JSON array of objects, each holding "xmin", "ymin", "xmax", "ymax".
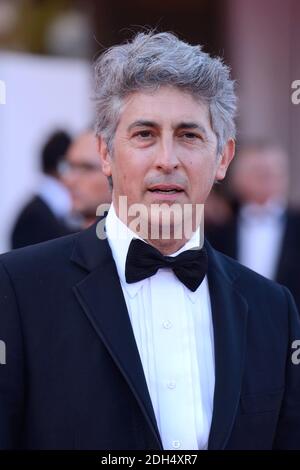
[{"xmin": 94, "ymin": 31, "xmax": 237, "ymax": 155}]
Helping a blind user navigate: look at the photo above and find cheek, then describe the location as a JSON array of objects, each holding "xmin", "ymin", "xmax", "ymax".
[
  {"xmin": 119, "ymin": 160, "xmax": 144, "ymax": 184},
  {"xmin": 189, "ymin": 158, "xmax": 215, "ymax": 180},
  {"xmin": 190, "ymin": 165, "xmax": 216, "ymax": 197}
]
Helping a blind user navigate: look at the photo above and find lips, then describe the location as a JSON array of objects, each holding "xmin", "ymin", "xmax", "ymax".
[{"xmin": 148, "ymin": 185, "xmax": 184, "ymax": 194}]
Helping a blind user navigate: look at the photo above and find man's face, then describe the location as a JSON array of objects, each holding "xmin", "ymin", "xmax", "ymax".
[
  {"xmin": 100, "ymin": 86, "xmax": 234, "ymax": 232},
  {"xmin": 63, "ymin": 132, "xmax": 111, "ymax": 219},
  {"xmin": 232, "ymin": 148, "xmax": 288, "ymax": 206}
]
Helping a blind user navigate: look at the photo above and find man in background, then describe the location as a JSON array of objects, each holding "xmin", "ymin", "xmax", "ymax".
[
  {"xmin": 11, "ymin": 130, "xmax": 73, "ymax": 249},
  {"xmin": 60, "ymin": 130, "xmax": 111, "ymax": 228},
  {"xmin": 208, "ymin": 141, "xmax": 300, "ymax": 311}
]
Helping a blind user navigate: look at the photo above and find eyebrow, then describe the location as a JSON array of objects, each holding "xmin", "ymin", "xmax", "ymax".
[
  {"xmin": 177, "ymin": 122, "xmax": 208, "ymax": 139},
  {"xmin": 127, "ymin": 120, "xmax": 157, "ymax": 132},
  {"xmin": 127, "ymin": 120, "xmax": 209, "ymax": 139}
]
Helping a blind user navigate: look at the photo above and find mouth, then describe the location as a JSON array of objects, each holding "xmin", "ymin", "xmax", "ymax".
[{"xmin": 147, "ymin": 185, "xmax": 185, "ymax": 195}]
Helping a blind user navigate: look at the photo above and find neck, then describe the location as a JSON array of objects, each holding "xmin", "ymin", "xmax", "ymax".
[
  {"xmin": 145, "ymin": 237, "xmax": 188, "ymax": 255},
  {"xmin": 112, "ymin": 199, "xmax": 202, "ymax": 255}
]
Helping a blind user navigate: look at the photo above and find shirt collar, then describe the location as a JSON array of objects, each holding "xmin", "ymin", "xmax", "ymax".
[
  {"xmin": 240, "ymin": 200, "xmax": 286, "ymax": 222},
  {"xmin": 105, "ymin": 203, "xmax": 204, "ymax": 302},
  {"xmin": 38, "ymin": 174, "xmax": 72, "ymax": 218}
]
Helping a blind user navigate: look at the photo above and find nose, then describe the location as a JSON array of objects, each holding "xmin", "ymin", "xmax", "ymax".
[{"xmin": 154, "ymin": 138, "xmax": 180, "ymax": 173}]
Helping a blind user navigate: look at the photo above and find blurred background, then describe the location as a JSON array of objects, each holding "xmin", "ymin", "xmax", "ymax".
[{"xmin": 0, "ymin": 0, "xmax": 300, "ymax": 304}]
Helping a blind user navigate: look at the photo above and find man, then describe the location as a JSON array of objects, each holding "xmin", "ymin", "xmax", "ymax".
[
  {"xmin": 0, "ymin": 32, "xmax": 300, "ymax": 450},
  {"xmin": 208, "ymin": 141, "xmax": 300, "ymax": 312},
  {"xmin": 11, "ymin": 130, "xmax": 73, "ymax": 249},
  {"xmin": 59, "ymin": 130, "xmax": 112, "ymax": 229}
]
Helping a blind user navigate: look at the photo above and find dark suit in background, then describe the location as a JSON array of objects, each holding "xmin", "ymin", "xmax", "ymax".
[
  {"xmin": 207, "ymin": 209, "xmax": 300, "ymax": 312},
  {"xmin": 11, "ymin": 196, "xmax": 72, "ymax": 249}
]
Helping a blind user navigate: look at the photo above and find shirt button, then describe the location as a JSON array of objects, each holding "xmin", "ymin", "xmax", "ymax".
[
  {"xmin": 172, "ymin": 440, "xmax": 181, "ymax": 449},
  {"xmin": 163, "ymin": 320, "xmax": 172, "ymax": 329},
  {"xmin": 167, "ymin": 381, "xmax": 176, "ymax": 390}
]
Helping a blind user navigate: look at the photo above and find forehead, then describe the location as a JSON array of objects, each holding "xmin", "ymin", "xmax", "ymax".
[
  {"xmin": 118, "ymin": 86, "xmax": 211, "ymax": 127},
  {"xmin": 240, "ymin": 149, "xmax": 286, "ymax": 171}
]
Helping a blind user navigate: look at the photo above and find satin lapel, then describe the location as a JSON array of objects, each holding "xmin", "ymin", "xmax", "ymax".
[
  {"xmin": 205, "ymin": 242, "xmax": 248, "ymax": 450},
  {"xmin": 71, "ymin": 220, "xmax": 162, "ymax": 449}
]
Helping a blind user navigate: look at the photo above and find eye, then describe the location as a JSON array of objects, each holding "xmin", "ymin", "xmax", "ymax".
[
  {"xmin": 182, "ymin": 132, "xmax": 199, "ymax": 140},
  {"xmin": 133, "ymin": 130, "xmax": 154, "ymax": 139}
]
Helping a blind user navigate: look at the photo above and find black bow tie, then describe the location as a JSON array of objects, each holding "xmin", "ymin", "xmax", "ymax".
[{"xmin": 125, "ymin": 238, "xmax": 208, "ymax": 292}]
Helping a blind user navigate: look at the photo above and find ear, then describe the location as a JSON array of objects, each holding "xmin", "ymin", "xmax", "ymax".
[
  {"xmin": 98, "ymin": 136, "xmax": 112, "ymax": 177},
  {"xmin": 215, "ymin": 138, "xmax": 235, "ymax": 181}
]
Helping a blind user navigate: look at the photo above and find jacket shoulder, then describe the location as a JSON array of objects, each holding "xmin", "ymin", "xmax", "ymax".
[
  {"xmin": 0, "ymin": 232, "xmax": 79, "ymax": 278},
  {"xmin": 209, "ymin": 243, "xmax": 288, "ymax": 296}
]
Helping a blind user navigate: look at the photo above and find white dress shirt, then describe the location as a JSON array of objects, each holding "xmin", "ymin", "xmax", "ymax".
[
  {"xmin": 238, "ymin": 201, "xmax": 286, "ymax": 280},
  {"xmin": 105, "ymin": 204, "xmax": 215, "ymax": 450}
]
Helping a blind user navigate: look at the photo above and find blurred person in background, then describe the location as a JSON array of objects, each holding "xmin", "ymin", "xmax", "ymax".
[
  {"xmin": 204, "ymin": 184, "xmax": 237, "ymax": 230},
  {"xmin": 59, "ymin": 130, "xmax": 112, "ymax": 228},
  {"xmin": 11, "ymin": 130, "xmax": 73, "ymax": 249},
  {"xmin": 208, "ymin": 140, "xmax": 300, "ymax": 311}
]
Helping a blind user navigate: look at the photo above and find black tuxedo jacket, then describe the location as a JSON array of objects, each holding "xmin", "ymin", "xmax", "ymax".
[
  {"xmin": 11, "ymin": 196, "xmax": 73, "ymax": 249},
  {"xmin": 206, "ymin": 209, "xmax": 300, "ymax": 312},
  {"xmin": 1, "ymin": 220, "xmax": 300, "ymax": 450}
]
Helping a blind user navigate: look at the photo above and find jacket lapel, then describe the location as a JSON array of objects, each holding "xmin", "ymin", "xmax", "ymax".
[
  {"xmin": 70, "ymin": 220, "xmax": 162, "ymax": 449},
  {"xmin": 275, "ymin": 211, "xmax": 291, "ymax": 283},
  {"xmin": 205, "ymin": 242, "xmax": 248, "ymax": 450}
]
